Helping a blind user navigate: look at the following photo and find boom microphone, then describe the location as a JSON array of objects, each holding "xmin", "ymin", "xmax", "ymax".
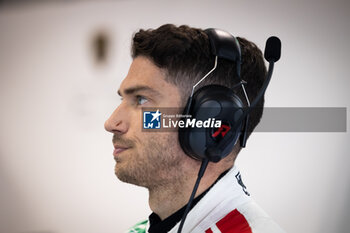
[
  {"xmin": 264, "ymin": 36, "xmax": 281, "ymax": 62},
  {"xmin": 235, "ymin": 36, "xmax": 281, "ymax": 147}
]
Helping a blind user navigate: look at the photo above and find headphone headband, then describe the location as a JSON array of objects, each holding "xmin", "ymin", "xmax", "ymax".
[{"xmin": 204, "ymin": 28, "xmax": 241, "ymax": 77}]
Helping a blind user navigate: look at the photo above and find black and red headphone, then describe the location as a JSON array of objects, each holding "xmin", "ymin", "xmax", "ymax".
[{"xmin": 178, "ymin": 28, "xmax": 281, "ymax": 163}]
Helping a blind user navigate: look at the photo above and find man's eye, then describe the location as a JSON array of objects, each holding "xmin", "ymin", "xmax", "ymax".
[{"xmin": 136, "ymin": 96, "xmax": 148, "ymax": 105}]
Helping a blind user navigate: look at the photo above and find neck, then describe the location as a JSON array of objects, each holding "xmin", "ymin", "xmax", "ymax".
[{"xmin": 148, "ymin": 159, "xmax": 232, "ymax": 220}]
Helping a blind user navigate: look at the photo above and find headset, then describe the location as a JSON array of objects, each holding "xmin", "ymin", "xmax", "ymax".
[
  {"xmin": 178, "ymin": 28, "xmax": 248, "ymax": 163},
  {"xmin": 179, "ymin": 28, "xmax": 281, "ymax": 163},
  {"xmin": 176, "ymin": 28, "xmax": 281, "ymax": 233}
]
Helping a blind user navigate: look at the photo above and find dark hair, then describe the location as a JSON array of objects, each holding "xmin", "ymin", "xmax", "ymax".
[{"xmin": 131, "ymin": 24, "xmax": 266, "ymax": 141}]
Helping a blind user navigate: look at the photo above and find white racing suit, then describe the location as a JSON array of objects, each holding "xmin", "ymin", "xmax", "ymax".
[{"xmin": 127, "ymin": 166, "xmax": 286, "ymax": 233}]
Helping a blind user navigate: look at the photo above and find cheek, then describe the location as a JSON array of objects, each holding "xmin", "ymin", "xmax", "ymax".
[
  {"xmin": 154, "ymin": 132, "xmax": 181, "ymax": 153},
  {"xmin": 127, "ymin": 110, "xmax": 143, "ymax": 133}
]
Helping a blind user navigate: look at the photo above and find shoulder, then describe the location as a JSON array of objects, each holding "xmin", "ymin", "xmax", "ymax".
[
  {"xmin": 126, "ymin": 219, "xmax": 149, "ymax": 233},
  {"xmin": 205, "ymin": 202, "xmax": 286, "ymax": 233}
]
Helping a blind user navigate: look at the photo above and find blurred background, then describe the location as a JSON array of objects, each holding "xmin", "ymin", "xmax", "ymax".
[{"xmin": 0, "ymin": 0, "xmax": 349, "ymax": 232}]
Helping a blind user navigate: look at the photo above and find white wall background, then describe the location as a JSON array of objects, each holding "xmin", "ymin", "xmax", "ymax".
[{"xmin": 0, "ymin": 0, "xmax": 349, "ymax": 232}]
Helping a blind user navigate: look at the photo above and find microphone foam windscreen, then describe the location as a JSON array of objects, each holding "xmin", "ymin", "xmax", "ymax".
[{"xmin": 264, "ymin": 36, "xmax": 281, "ymax": 62}]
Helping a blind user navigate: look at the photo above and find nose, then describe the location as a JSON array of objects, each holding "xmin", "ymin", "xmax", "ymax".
[{"xmin": 104, "ymin": 104, "xmax": 129, "ymax": 134}]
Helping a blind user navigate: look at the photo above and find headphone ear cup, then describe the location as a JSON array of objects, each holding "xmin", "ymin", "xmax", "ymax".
[{"xmin": 179, "ymin": 85, "xmax": 244, "ymax": 162}]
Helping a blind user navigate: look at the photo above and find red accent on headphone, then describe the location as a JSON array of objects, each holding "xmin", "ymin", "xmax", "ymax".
[{"xmin": 212, "ymin": 124, "xmax": 231, "ymax": 138}]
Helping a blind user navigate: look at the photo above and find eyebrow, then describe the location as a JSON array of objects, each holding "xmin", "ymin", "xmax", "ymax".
[{"xmin": 117, "ymin": 85, "xmax": 161, "ymax": 97}]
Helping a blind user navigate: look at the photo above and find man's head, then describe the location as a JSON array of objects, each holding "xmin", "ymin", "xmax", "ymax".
[{"xmin": 105, "ymin": 24, "xmax": 266, "ymax": 188}]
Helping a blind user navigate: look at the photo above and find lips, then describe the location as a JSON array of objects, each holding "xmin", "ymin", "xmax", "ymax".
[{"xmin": 113, "ymin": 145, "xmax": 129, "ymax": 157}]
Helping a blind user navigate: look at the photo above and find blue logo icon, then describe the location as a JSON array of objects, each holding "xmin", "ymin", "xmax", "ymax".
[{"xmin": 143, "ymin": 110, "xmax": 162, "ymax": 129}]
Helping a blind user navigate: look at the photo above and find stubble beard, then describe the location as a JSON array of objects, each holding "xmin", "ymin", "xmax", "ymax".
[{"xmin": 114, "ymin": 133, "xmax": 185, "ymax": 190}]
